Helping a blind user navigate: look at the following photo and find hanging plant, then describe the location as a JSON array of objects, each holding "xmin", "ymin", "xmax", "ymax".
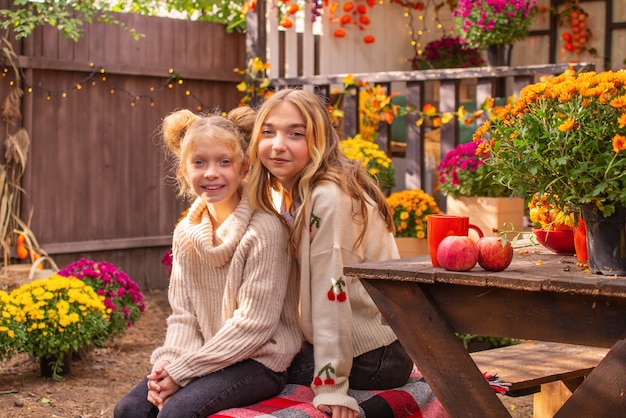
[{"xmin": 555, "ymin": 1, "xmax": 596, "ymax": 56}]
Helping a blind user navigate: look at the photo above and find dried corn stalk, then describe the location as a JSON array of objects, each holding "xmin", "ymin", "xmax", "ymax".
[{"xmin": 1, "ymin": 35, "xmax": 45, "ymax": 269}]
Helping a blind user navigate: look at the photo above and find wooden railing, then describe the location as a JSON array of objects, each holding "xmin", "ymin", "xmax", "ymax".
[{"xmin": 270, "ymin": 63, "xmax": 595, "ymax": 208}]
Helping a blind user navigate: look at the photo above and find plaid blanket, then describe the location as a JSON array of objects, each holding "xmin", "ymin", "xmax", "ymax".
[{"xmin": 210, "ymin": 370, "xmax": 449, "ymax": 418}]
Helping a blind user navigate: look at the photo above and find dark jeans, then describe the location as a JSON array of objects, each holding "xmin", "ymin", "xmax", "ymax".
[
  {"xmin": 114, "ymin": 359, "xmax": 287, "ymax": 418},
  {"xmin": 287, "ymin": 340, "xmax": 413, "ymax": 390}
]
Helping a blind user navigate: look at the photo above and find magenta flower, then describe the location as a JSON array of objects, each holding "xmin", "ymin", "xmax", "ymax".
[
  {"xmin": 437, "ymin": 139, "xmax": 510, "ymax": 198},
  {"xmin": 58, "ymin": 258, "xmax": 145, "ymax": 341},
  {"xmin": 453, "ymin": 0, "xmax": 537, "ymax": 48}
]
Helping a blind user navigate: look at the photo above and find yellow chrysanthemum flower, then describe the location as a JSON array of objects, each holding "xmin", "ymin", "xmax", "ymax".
[{"xmin": 386, "ymin": 189, "xmax": 442, "ymax": 238}]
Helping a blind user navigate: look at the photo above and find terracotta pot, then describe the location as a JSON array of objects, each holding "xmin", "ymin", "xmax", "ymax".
[
  {"xmin": 445, "ymin": 196, "xmax": 525, "ymax": 237},
  {"xmin": 395, "ymin": 237, "xmax": 429, "ymax": 259}
]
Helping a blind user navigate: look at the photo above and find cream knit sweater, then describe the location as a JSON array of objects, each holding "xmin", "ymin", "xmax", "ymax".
[
  {"xmin": 151, "ymin": 193, "xmax": 302, "ymax": 387},
  {"xmin": 296, "ymin": 182, "xmax": 400, "ymax": 412}
]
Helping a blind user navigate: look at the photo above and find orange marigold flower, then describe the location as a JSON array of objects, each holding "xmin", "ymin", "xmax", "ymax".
[
  {"xmin": 432, "ymin": 117, "xmax": 442, "ymax": 128},
  {"xmin": 612, "ymin": 134, "xmax": 626, "ymax": 152},
  {"xmin": 422, "ymin": 103, "xmax": 437, "ymax": 117},
  {"xmin": 558, "ymin": 117, "xmax": 575, "ymax": 132},
  {"xmin": 475, "ymin": 139, "xmax": 489, "ymax": 155},
  {"xmin": 618, "ymin": 112, "xmax": 626, "ymax": 128},
  {"xmin": 610, "ymin": 95, "xmax": 626, "ymax": 109}
]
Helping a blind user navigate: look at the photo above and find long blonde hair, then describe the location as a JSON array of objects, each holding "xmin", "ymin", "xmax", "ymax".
[
  {"xmin": 161, "ymin": 106, "xmax": 256, "ymax": 200},
  {"xmin": 247, "ymin": 88, "xmax": 394, "ymax": 255}
]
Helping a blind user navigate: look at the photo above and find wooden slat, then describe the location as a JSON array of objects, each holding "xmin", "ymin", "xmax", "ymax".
[
  {"xmin": 471, "ymin": 341, "xmax": 607, "ymax": 392},
  {"xmin": 555, "ymin": 337, "xmax": 626, "ymax": 417},
  {"xmin": 41, "ymin": 236, "xmax": 172, "ymax": 254}
]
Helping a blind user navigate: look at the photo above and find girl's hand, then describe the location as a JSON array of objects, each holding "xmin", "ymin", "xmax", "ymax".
[
  {"xmin": 146, "ymin": 379, "xmax": 163, "ymax": 408},
  {"xmin": 318, "ymin": 404, "xmax": 359, "ymax": 418},
  {"xmin": 147, "ymin": 359, "xmax": 170, "ymax": 380},
  {"xmin": 146, "ymin": 360, "xmax": 171, "ymax": 408},
  {"xmin": 153, "ymin": 372, "xmax": 181, "ymax": 409}
]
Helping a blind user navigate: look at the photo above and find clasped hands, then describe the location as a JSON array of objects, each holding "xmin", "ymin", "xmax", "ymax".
[{"xmin": 146, "ymin": 360, "xmax": 180, "ymax": 410}]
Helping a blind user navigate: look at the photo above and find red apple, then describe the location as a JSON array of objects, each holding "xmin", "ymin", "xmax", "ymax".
[
  {"xmin": 476, "ymin": 237, "xmax": 514, "ymax": 271},
  {"xmin": 436, "ymin": 235, "xmax": 479, "ymax": 271}
]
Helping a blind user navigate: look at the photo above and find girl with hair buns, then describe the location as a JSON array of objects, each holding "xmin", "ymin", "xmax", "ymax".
[
  {"xmin": 114, "ymin": 106, "xmax": 302, "ymax": 418},
  {"xmin": 247, "ymin": 89, "xmax": 413, "ymax": 418}
]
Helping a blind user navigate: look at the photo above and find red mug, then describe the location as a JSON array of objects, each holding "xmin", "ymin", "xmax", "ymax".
[{"xmin": 427, "ymin": 214, "xmax": 484, "ymax": 267}]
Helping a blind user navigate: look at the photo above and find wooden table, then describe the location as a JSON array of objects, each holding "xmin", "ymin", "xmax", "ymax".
[{"xmin": 344, "ymin": 247, "xmax": 626, "ymax": 418}]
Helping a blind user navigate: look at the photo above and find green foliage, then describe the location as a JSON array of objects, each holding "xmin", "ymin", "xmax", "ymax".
[
  {"xmin": 113, "ymin": 0, "xmax": 248, "ymax": 32},
  {"xmin": 0, "ymin": 0, "xmax": 142, "ymax": 41},
  {"xmin": 0, "ymin": 0, "xmax": 246, "ymax": 42},
  {"xmin": 456, "ymin": 333, "xmax": 519, "ymax": 350}
]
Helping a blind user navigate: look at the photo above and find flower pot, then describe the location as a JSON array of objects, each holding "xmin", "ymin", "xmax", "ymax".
[
  {"xmin": 532, "ymin": 228, "xmax": 576, "ymax": 255},
  {"xmin": 580, "ymin": 204, "xmax": 626, "ymax": 275},
  {"xmin": 445, "ymin": 196, "xmax": 525, "ymax": 237},
  {"xmin": 486, "ymin": 44, "xmax": 513, "ymax": 67},
  {"xmin": 40, "ymin": 352, "xmax": 72, "ymax": 379},
  {"xmin": 395, "ymin": 237, "xmax": 429, "ymax": 259},
  {"xmin": 574, "ymin": 217, "xmax": 588, "ymax": 263}
]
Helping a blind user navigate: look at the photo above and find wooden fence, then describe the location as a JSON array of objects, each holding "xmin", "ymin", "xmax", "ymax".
[{"xmin": 1, "ymin": 5, "xmax": 246, "ymax": 290}]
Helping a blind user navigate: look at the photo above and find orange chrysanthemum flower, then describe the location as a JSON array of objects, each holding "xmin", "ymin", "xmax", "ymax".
[
  {"xmin": 613, "ymin": 134, "xmax": 626, "ymax": 152},
  {"xmin": 558, "ymin": 118, "xmax": 575, "ymax": 132}
]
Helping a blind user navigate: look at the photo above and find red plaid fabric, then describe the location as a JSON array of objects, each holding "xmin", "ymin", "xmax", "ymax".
[{"xmin": 210, "ymin": 370, "xmax": 449, "ymax": 418}]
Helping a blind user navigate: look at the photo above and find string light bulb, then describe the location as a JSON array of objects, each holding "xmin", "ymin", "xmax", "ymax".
[{"xmin": 1, "ymin": 63, "xmax": 216, "ymax": 110}]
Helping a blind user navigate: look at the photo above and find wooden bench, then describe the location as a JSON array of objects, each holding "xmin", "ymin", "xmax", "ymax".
[{"xmin": 470, "ymin": 341, "xmax": 608, "ymax": 418}]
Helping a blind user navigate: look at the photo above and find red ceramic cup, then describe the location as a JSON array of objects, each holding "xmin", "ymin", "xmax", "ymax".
[{"xmin": 427, "ymin": 214, "xmax": 484, "ymax": 267}]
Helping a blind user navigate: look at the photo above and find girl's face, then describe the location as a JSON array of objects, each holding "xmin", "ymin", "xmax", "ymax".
[
  {"xmin": 186, "ymin": 137, "xmax": 246, "ymax": 216},
  {"xmin": 258, "ymin": 102, "xmax": 310, "ymax": 193}
]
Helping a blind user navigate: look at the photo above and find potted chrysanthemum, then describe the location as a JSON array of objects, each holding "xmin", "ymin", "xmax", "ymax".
[
  {"xmin": 437, "ymin": 139, "xmax": 524, "ymax": 236},
  {"xmin": 8, "ymin": 275, "xmax": 109, "ymax": 380},
  {"xmin": 475, "ymin": 69, "xmax": 626, "ymax": 275},
  {"xmin": 385, "ymin": 189, "xmax": 442, "ymax": 258},
  {"xmin": 412, "ymin": 36, "xmax": 485, "ymax": 70},
  {"xmin": 339, "ymin": 135, "xmax": 396, "ymax": 192},
  {"xmin": 452, "ymin": 0, "xmax": 537, "ymax": 66}
]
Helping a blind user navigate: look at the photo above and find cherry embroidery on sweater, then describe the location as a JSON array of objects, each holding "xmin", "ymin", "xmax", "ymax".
[
  {"xmin": 327, "ymin": 277, "xmax": 347, "ymax": 302},
  {"xmin": 313, "ymin": 363, "xmax": 336, "ymax": 386},
  {"xmin": 310, "ymin": 213, "xmax": 321, "ymax": 233}
]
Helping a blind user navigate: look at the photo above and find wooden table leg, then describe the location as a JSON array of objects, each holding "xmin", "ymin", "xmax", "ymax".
[
  {"xmin": 361, "ymin": 279, "xmax": 510, "ymax": 418},
  {"xmin": 554, "ymin": 337, "xmax": 626, "ymax": 417}
]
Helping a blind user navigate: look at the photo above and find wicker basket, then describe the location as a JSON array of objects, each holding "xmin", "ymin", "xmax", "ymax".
[
  {"xmin": 1, "ymin": 256, "xmax": 59, "ymax": 292},
  {"xmin": 1, "ymin": 263, "xmax": 32, "ymax": 291}
]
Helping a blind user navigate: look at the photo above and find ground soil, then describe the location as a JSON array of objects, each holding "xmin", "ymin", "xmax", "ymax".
[{"xmin": 0, "ymin": 290, "xmax": 533, "ymax": 418}]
